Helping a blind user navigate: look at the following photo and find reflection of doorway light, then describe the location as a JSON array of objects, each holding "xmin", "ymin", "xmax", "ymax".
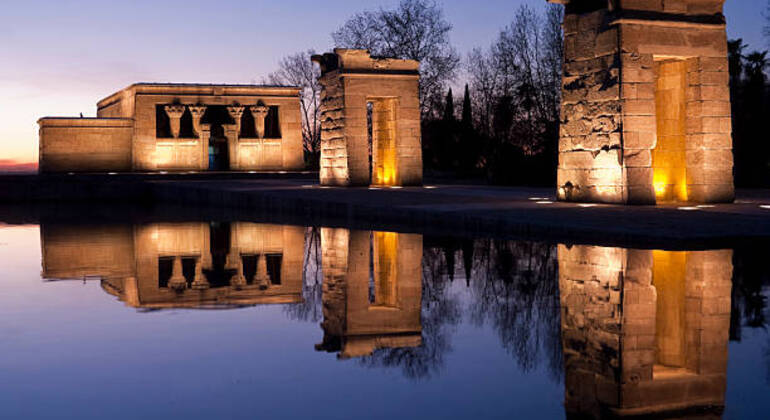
[
  {"xmin": 652, "ymin": 250, "xmax": 689, "ymax": 377},
  {"xmin": 369, "ymin": 231, "xmax": 398, "ymax": 308}
]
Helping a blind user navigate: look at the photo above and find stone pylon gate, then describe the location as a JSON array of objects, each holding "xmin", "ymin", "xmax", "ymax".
[
  {"xmin": 550, "ymin": 0, "xmax": 734, "ymax": 204},
  {"xmin": 312, "ymin": 49, "xmax": 423, "ymax": 187}
]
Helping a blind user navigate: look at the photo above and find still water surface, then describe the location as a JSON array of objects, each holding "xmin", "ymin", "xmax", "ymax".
[{"xmin": 0, "ymin": 221, "xmax": 768, "ymax": 419}]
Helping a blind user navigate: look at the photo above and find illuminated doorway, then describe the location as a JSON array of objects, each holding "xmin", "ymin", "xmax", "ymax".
[
  {"xmin": 368, "ymin": 98, "xmax": 398, "ymax": 186},
  {"xmin": 653, "ymin": 60, "xmax": 688, "ymax": 202}
]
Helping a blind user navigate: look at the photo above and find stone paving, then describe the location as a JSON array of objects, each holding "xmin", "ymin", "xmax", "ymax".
[{"xmin": 149, "ymin": 178, "xmax": 770, "ymax": 248}]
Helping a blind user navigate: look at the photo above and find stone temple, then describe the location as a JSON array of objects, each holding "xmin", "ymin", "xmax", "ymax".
[
  {"xmin": 551, "ymin": 0, "xmax": 734, "ymax": 204},
  {"xmin": 38, "ymin": 83, "xmax": 304, "ymax": 172},
  {"xmin": 313, "ymin": 49, "xmax": 423, "ymax": 187}
]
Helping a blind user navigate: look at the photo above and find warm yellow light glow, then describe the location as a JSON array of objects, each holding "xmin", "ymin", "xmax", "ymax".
[
  {"xmin": 652, "ymin": 250, "xmax": 688, "ymax": 369},
  {"xmin": 373, "ymin": 231, "xmax": 398, "ymax": 307},
  {"xmin": 653, "ymin": 60, "xmax": 688, "ymax": 203},
  {"xmin": 372, "ymin": 99, "xmax": 398, "ymax": 186}
]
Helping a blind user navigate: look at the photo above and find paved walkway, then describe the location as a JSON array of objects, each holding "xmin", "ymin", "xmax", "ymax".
[{"xmin": 150, "ymin": 178, "xmax": 770, "ymax": 248}]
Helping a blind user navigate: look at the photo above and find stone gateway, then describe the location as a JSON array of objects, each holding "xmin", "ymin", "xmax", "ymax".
[
  {"xmin": 550, "ymin": 0, "xmax": 734, "ymax": 204},
  {"xmin": 38, "ymin": 83, "xmax": 305, "ymax": 173},
  {"xmin": 313, "ymin": 49, "xmax": 423, "ymax": 187}
]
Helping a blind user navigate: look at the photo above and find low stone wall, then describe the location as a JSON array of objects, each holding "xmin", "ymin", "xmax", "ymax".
[{"xmin": 38, "ymin": 118, "xmax": 133, "ymax": 173}]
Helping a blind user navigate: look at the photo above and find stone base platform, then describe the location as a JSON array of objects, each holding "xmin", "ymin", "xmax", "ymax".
[{"xmin": 1, "ymin": 174, "xmax": 770, "ymax": 248}]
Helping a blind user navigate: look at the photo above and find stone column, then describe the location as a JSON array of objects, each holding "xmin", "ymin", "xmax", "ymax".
[
  {"xmin": 191, "ymin": 260, "xmax": 209, "ymax": 290},
  {"xmin": 189, "ymin": 106, "xmax": 208, "ymax": 170},
  {"xmin": 198, "ymin": 124, "xmax": 211, "ymax": 170},
  {"xmin": 231, "ymin": 256, "xmax": 247, "ymax": 289},
  {"xmin": 224, "ymin": 124, "xmax": 239, "ymax": 170},
  {"xmin": 164, "ymin": 105, "xmax": 186, "ymax": 138},
  {"xmin": 251, "ymin": 104, "xmax": 269, "ymax": 138},
  {"xmin": 168, "ymin": 256, "xmax": 187, "ymax": 290}
]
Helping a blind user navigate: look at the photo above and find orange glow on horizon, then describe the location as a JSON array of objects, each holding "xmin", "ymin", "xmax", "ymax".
[{"xmin": 0, "ymin": 159, "xmax": 38, "ymax": 173}]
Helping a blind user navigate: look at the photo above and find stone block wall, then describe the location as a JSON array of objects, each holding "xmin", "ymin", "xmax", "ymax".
[
  {"xmin": 39, "ymin": 83, "xmax": 305, "ymax": 172},
  {"xmin": 558, "ymin": 243, "xmax": 731, "ymax": 417},
  {"xmin": 314, "ymin": 49, "xmax": 422, "ymax": 186},
  {"xmin": 38, "ymin": 118, "xmax": 133, "ymax": 173},
  {"xmin": 554, "ymin": 0, "xmax": 733, "ymax": 204},
  {"xmin": 319, "ymin": 228, "xmax": 422, "ymax": 358}
]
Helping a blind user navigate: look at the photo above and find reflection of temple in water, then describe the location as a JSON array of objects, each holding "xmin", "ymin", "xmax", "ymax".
[
  {"xmin": 316, "ymin": 228, "xmax": 423, "ymax": 359},
  {"xmin": 41, "ymin": 222, "xmax": 304, "ymax": 309},
  {"xmin": 558, "ymin": 245, "xmax": 732, "ymax": 418}
]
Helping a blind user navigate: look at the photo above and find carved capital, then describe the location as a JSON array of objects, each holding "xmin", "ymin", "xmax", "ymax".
[
  {"xmin": 251, "ymin": 104, "xmax": 269, "ymax": 138},
  {"xmin": 164, "ymin": 104, "xmax": 186, "ymax": 118},
  {"xmin": 164, "ymin": 105, "xmax": 186, "ymax": 138},
  {"xmin": 226, "ymin": 105, "xmax": 245, "ymax": 120},
  {"xmin": 188, "ymin": 105, "xmax": 207, "ymax": 137},
  {"xmin": 188, "ymin": 105, "xmax": 207, "ymax": 119}
]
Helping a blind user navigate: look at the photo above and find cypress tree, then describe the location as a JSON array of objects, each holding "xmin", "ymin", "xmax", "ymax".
[
  {"xmin": 443, "ymin": 88, "xmax": 455, "ymax": 121},
  {"xmin": 461, "ymin": 84, "xmax": 472, "ymax": 127}
]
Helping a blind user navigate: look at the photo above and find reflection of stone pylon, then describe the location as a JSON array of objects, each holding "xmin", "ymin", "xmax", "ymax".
[{"xmin": 168, "ymin": 257, "xmax": 187, "ymax": 291}]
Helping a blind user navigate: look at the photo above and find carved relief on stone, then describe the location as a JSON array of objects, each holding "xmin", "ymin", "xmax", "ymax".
[
  {"xmin": 164, "ymin": 105, "xmax": 186, "ymax": 138},
  {"xmin": 188, "ymin": 105, "xmax": 207, "ymax": 137},
  {"xmin": 250, "ymin": 104, "xmax": 269, "ymax": 138}
]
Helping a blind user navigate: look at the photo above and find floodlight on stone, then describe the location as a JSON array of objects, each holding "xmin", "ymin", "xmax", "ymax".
[{"xmin": 549, "ymin": 0, "xmax": 734, "ymax": 204}]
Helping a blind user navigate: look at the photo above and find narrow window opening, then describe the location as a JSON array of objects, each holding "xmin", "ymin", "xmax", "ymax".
[
  {"xmin": 264, "ymin": 106, "xmax": 281, "ymax": 138},
  {"xmin": 178, "ymin": 108, "xmax": 195, "ymax": 138},
  {"xmin": 242, "ymin": 255, "xmax": 258, "ymax": 285},
  {"xmin": 181, "ymin": 257, "xmax": 197, "ymax": 285},
  {"xmin": 266, "ymin": 254, "xmax": 283, "ymax": 285},
  {"xmin": 158, "ymin": 257, "xmax": 174, "ymax": 288},
  {"xmin": 241, "ymin": 110, "xmax": 257, "ymax": 138},
  {"xmin": 155, "ymin": 105, "xmax": 172, "ymax": 138}
]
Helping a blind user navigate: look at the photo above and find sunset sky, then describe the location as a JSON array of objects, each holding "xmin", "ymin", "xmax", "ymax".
[{"xmin": 0, "ymin": 0, "xmax": 765, "ymax": 168}]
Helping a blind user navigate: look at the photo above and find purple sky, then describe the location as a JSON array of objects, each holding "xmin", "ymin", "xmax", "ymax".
[{"xmin": 0, "ymin": 0, "xmax": 765, "ymax": 164}]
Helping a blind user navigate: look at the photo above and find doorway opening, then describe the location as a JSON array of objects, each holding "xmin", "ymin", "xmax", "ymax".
[
  {"xmin": 653, "ymin": 60, "xmax": 688, "ymax": 202},
  {"xmin": 367, "ymin": 98, "xmax": 398, "ymax": 186},
  {"xmin": 202, "ymin": 106, "xmax": 235, "ymax": 171}
]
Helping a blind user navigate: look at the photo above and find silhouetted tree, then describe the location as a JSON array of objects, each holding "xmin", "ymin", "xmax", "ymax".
[
  {"xmin": 333, "ymin": 0, "xmax": 460, "ymax": 117},
  {"xmin": 463, "ymin": 4, "xmax": 562, "ymax": 185},
  {"xmin": 443, "ymin": 88, "xmax": 455, "ymax": 122},
  {"xmin": 266, "ymin": 50, "xmax": 322, "ymax": 168},
  {"xmin": 461, "ymin": 84, "xmax": 472, "ymax": 127}
]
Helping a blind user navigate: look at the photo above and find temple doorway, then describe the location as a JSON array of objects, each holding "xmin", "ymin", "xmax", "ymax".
[
  {"xmin": 208, "ymin": 137, "xmax": 229, "ymax": 171},
  {"xmin": 653, "ymin": 59, "xmax": 689, "ymax": 202},
  {"xmin": 202, "ymin": 105, "xmax": 235, "ymax": 171},
  {"xmin": 367, "ymin": 98, "xmax": 398, "ymax": 186}
]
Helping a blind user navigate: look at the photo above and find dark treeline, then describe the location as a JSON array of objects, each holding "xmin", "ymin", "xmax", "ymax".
[
  {"xmin": 268, "ymin": 0, "xmax": 770, "ymax": 186},
  {"xmin": 291, "ymin": 227, "xmax": 770, "ymax": 382},
  {"xmin": 729, "ymin": 39, "xmax": 770, "ymax": 187},
  {"xmin": 423, "ymin": 5, "xmax": 563, "ymax": 185}
]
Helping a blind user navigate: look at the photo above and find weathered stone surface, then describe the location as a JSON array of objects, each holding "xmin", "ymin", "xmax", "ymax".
[
  {"xmin": 554, "ymin": 0, "xmax": 734, "ymax": 204},
  {"xmin": 313, "ymin": 49, "xmax": 422, "ymax": 187},
  {"xmin": 558, "ymin": 244, "xmax": 731, "ymax": 418}
]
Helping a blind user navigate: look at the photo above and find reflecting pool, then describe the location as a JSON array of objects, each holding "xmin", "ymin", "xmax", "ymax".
[{"xmin": 0, "ymin": 220, "xmax": 768, "ymax": 419}]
